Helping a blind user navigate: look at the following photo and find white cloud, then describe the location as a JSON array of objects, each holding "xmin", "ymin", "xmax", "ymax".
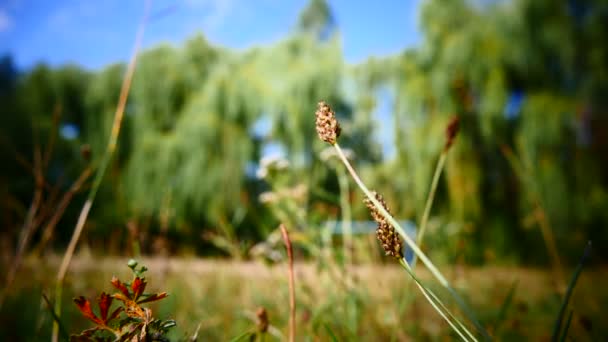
[{"xmin": 0, "ymin": 9, "xmax": 13, "ymax": 33}]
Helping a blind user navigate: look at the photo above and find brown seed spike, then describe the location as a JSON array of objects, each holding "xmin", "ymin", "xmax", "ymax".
[
  {"xmin": 444, "ymin": 116, "xmax": 460, "ymax": 152},
  {"xmin": 256, "ymin": 307, "xmax": 269, "ymax": 333},
  {"xmin": 363, "ymin": 191, "xmax": 403, "ymax": 259},
  {"xmin": 315, "ymin": 101, "xmax": 341, "ymax": 145}
]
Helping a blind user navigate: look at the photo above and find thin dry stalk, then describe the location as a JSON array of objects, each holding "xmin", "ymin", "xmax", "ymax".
[
  {"xmin": 279, "ymin": 224, "xmax": 296, "ymax": 342},
  {"xmin": 0, "ymin": 105, "xmax": 62, "ymax": 308},
  {"xmin": 500, "ymin": 144, "xmax": 565, "ymax": 292},
  {"xmin": 42, "ymin": 104, "xmax": 62, "ymax": 169},
  {"xmin": 32, "ymin": 172, "xmax": 66, "ymax": 231},
  {"xmin": 533, "ymin": 200, "xmax": 565, "ymax": 291},
  {"xmin": 416, "ymin": 115, "xmax": 459, "ymax": 258},
  {"xmin": 51, "ymin": 2, "xmax": 151, "ymax": 341},
  {"xmin": 0, "ymin": 146, "xmax": 44, "ymax": 308},
  {"xmin": 35, "ymin": 166, "xmax": 93, "ymax": 255}
]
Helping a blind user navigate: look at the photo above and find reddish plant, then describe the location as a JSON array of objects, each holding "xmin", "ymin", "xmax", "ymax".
[{"xmin": 71, "ymin": 260, "xmax": 175, "ymax": 342}]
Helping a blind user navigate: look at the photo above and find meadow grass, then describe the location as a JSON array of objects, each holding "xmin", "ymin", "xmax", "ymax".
[{"xmin": 2, "ymin": 257, "xmax": 606, "ymax": 340}]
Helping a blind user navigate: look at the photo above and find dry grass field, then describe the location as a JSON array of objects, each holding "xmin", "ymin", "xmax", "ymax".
[{"xmin": 1, "ymin": 257, "xmax": 606, "ymax": 340}]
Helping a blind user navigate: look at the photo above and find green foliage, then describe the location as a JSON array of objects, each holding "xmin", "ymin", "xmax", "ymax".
[
  {"xmin": 0, "ymin": 0, "xmax": 607, "ymax": 262},
  {"xmin": 387, "ymin": 0, "xmax": 608, "ymax": 263},
  {"xmin": 3, "ymin": 261, "xmax": 607, "ymax": 340}
]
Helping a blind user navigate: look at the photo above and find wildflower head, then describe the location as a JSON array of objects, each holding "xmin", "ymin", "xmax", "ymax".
[
  {"xmin": 315, "ymin": 101, "xmax": 341, "ymax": 145},
  {"xmin": 363, "ymin": 191, "xmax": 403, "ymax": 258}
]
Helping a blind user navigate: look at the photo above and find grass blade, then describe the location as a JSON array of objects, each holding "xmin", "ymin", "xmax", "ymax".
[
  {"xmin": 42, "ymin": 293, "xmax": 69, "ymax": 341},
  {"xmin": 492, "ymin": 280, "xmax": 518, "ymax": 335},
  {"xmin": 559, "ymin": 310, "xmax": 574, "ymax": 342},
  {"xmin": 399, "ymin": 259, "xmax": 475, "ymax": 341},
  {"xmin": 324, "ymin": 323, "xmax": 339, "ymax": 342},
  {"xmin": 229, "ymin": 330, "xmax": 255, "ymax": 342},
  {"xmin": 551, "ymin": 241, "xmax": 592, "ymax": 340},
  {"xmin": 412, "ymin": 151, "xmax": 446, "ymax": 268}
]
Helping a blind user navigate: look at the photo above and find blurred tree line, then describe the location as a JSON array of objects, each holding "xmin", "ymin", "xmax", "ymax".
[{"xmin": 1, "ymin": 0, "xmax": 607, "ymax": 264}]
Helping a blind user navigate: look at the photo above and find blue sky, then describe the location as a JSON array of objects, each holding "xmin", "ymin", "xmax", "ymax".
[
  {"xmin": 0, "ymin": 0, "xmax": 422, "ymax": 159},
  {"xmin": 0, "ymin": 0, "xmax": 421, "ymax": 70}
]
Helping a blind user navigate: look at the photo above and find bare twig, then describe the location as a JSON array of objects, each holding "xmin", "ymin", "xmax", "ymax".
[{"xmin": 280, "ymin": 224, "xmax": 296, "ymax": 342}]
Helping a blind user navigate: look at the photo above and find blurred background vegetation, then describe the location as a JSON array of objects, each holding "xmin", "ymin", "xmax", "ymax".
[{"xmin": 1, "ymin": 0, "xmax": 607, "ymax": 268}]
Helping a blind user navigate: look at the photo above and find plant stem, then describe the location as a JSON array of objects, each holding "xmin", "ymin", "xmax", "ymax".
[
  {"xmin": 412, "ymin": 152, "xmax": 447, "ymax": 267},
  {"xmin": 334, "ymin": 143, "xmax": 449, "ymax": 287},
  {"xmin": 280, "ymin": 224, "xmax": 296, "ymax": 342},
  {"xmin": 337, "ymin": 166, "xmax": 352, "ymax": 267},
  {"xmin": 51, "ymin": 3, "xmax": 150, "ymax": 341},
  {"xmin": 501, "ymin": 144, "xmax": 565, "ymax": 291},
  {"xmin": 398, "ymin": 259, "xmax": 474, "ymax": 342},
  {"xmin": 333, "ymin": 142, "xmax": 489, "ymax": 340},
  {"xmin": 35, "ymin": 166, "xmax": 93, "ymax": 255},
  {"xmin": 551, "ymin": 241, "xmax": 591, "ymax": 340}
]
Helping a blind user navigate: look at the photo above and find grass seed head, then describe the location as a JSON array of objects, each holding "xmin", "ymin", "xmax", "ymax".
[
  {"xmin": 315, "ymin": 101, "xmax": 341, "ymax": 145},
  {"xmin": 364, "ymin": 191, "xmax": 403, "ymax": 259},
  {"xmin": 256, "ymin": 307, "xmax": 269, "ymax": 333},
  {"xmin": 444, "ymin": 116, "xmax": 460, "ymax": 152}
]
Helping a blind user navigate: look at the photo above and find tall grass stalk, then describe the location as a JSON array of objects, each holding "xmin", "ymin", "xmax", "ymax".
[
  {"xmin": 414, "ymin": 116, "xmax": 458, "ymax": 268},
  {"xmin": 332, "ymin": 142, "xmax": 488, "ymax": 339},
  {"xmin": 336, "ymin": 166, "xmax": 353, "ymax": 267},
  {"xmin": 334, "ymin": 143, "xmax": 448, "ymax": 286},
  {"xmin": 501, "ymin": 145, "xmax": 565, "ymax": 291},
  {"xmin": 412, "ymin": 151, "xmax": 446, "ymax": 268},
  {"xmin": 280, "ymin": 224, "xmax": 296, "ymax": 342},
  {"xmin": 51, "ymin": 3, "xmax": 151, "ymax": 341},
  {"xmin": 399, "ymin": 259, "xmax": 476, "ymax": 341},
  {"xmin": 315, "ymin": 102, "xmax": 487, "ymax": 338}
]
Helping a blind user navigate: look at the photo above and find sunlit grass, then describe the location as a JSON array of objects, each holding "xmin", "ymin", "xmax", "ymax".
[{"xmin": 1, "ymin": 257, "xmax": 606, "ymax": 340}]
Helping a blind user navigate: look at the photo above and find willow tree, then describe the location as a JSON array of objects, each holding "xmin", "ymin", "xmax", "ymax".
[
  {"xmin": 254, "ymin": 0, "xmax": 386, "ymax": 239},
  {"xmin": 391, "ymin": 0, "xmax": 608, "ymax": 262},
  {"xmin": 74, "ymin": 0, "xmax": 356, "ymax": 253}
]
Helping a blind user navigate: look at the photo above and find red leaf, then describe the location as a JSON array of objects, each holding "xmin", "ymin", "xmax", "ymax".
[
  {"xmin": 73, "ymin": 296, "xmax": 103, "ymax": 325},
  {"xmin": 110, "ymin": 276, "xmax": 130, "ymax": 297},
  {"xmin": 131, "ymin": 277, "xmax": 147, "ymax": 300},
  {"xmin": 111, "ymin": 292, "xmax": 130, "ymax": 303},
  {"xmin": 137, "ymin": 292, "xmax": 168, "ymax": 304},
  {"xmin": 97, "ymin": 292, "xmax": 113, "ymax": 322}
]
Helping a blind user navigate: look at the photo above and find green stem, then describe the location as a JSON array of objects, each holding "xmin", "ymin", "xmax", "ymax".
[
  {"xmin": 413, "ymin": 152, "xmax": 447, "ymax": 268},
  {"xmin": 333, "ymin": 142, "xmax": 489, "ymax": 340},
  {"xmin": 399, "ymin": 259, "xmax": 474, "ymax": 342},
  {"xmin": 334, "ymin": 143, "xmax": 449, "ymax": 287},
  {"xmin": 337, "ymin": 166, "xmax": 352, "ymax": 267},
  {"xmin": 551, "ymin": 241, "xmax": 591, "ymax": 340}
]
